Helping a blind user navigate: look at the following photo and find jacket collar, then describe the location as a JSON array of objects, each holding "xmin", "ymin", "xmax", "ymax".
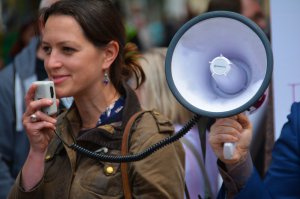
[{"xmin": 56, "ymin": 83, "xmax": 142, "ymax": 150}]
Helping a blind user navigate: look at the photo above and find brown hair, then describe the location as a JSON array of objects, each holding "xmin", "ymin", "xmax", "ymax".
[{"xmin": 40, "ymin": 0, "xmax": 145, "ymax": 92}]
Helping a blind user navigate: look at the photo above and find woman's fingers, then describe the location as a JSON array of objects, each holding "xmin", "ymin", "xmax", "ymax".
[
  {"xmin": 25, "ymin": 84, "xmax": 37, "ymax": 107},
  {"xmin": 33, "ymin": 110, "xmax": 56, "ymax": 123},
  {"xmin": 24, "ymin": 84, "xmax": 56, "ymax": 117},
  {"xmin": 24, "ymin": 118, "xmax": 56, "ymax": 131},
  {"xmin": 27, "ymin": 99, "xmax": 54, "ymax": 116}
]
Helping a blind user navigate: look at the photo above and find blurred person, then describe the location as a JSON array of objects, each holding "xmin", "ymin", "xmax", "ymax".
[
  {"xmin": 241, "ymin": 0, "xmax": 267, "ymax": 32},
  {"xmin": 207, "ymin": 0, "xmax": 269, "ymax": 39},
  {"xmin": 209, "ymin": 102, "xmax": 300, "ymax": 198},
  {"xmin": 8, "ymin": 0, "xmax": 185, "ymax": 198},
  {"xmin": 135, "ymin": 47, "xmax": 219, "ymax": 199},
  {"xmin": 0, "ymin": 0, "xmax": 60, "ymax": 198},
  {"xmin": 9, "ymin": 17, "xmax": 38, "ymax": 61},
  {"xmin": 126, "ymin": 2, "xmax": 152, "ymax": 51}
]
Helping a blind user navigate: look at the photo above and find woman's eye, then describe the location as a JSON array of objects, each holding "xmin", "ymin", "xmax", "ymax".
[
  {"xmin": 62, "ymin": 47, "xmax": 75, "ymax": 54},
  {"xmin": 42, "ymin": 46, "xmax": 51, "ymax": 55}
]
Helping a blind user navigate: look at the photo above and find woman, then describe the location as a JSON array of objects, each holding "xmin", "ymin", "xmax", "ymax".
[{"xmin": 8, "ymin": 0, "xmax": 185, "ymax": 198}]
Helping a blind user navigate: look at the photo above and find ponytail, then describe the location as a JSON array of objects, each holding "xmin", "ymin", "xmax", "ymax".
[
  {"xmin": 123, "ymin": 43, "xmax": 145, "ymax": 89},
  {"xmin": 110, "ymin": 42, "xmax": 145, "ymax": 91}
]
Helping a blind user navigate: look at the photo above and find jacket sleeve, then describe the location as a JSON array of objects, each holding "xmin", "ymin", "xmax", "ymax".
[
  {"xmin": 7, "ymin": 171, "xmax": 44, "ymax": 199},
  {"xmin": 218, "ymin": 102, "xmax": 300, "ymax": 199},
  {"xmin": 217, "ymin": 167, "xmax": 270, "ymax": 199},
  {"xmin": 0, "ymin": 65, "xmax": 17, "ymax": 199},
  {"xmin": 128, "ymin": 112, "xmax": 185, "ymax": 199},
  {"xmin": 260, "ymin": 102, "xmax": 300, "ymax": 198}
]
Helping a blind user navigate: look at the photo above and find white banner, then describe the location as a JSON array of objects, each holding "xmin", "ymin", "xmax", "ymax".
[{"xmin": 270, "ymin": 0, "xmax": 300, "ymax": 139}]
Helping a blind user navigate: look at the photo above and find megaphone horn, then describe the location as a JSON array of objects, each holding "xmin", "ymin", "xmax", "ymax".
[{"xmin": 165, "ymin": 11, "xmax": 273, "ymax": 159}]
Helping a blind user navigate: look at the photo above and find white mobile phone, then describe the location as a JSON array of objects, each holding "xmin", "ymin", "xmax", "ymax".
[{"xmin": 33, "ymin": 81, "xmax": 57, "ymax": 115}]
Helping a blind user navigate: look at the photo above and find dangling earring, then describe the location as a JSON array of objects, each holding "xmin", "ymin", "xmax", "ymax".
[{"xmin": 103, "ymin": 71, "xmax": 110, "ymax": 85}]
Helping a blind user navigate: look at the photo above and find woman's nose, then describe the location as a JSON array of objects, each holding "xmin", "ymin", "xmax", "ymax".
[{"xmin": 45, "ymin": 51, "xmax": 62, "ymax": 69}]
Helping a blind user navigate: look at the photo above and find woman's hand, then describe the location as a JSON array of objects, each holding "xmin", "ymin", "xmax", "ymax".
[
  {"xmin": 23, "ymin": 84, "xmax": 58, "ymax": 154},
  {"xmin": 209, "ymin": 113, "xmax": 253, "ymax": 165},
  {"xmin": 21, "ymin": 84, "xmax": 59, "ymax": 191}
]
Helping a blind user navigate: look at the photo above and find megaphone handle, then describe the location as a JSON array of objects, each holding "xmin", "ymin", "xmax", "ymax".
[{"xmin": 223, "ymin": 142, "xmax": 236, "ymax": 159}]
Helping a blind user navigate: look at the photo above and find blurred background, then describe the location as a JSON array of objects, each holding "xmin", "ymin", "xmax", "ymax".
[{"xmin": 0, "ymin": 0, "xmax": 270, "ymax": 70}]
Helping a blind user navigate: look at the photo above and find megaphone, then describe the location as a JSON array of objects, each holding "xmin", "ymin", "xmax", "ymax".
[{"xmin": 165, "ymin": 11, "xmax": 273, "ymax": 159}]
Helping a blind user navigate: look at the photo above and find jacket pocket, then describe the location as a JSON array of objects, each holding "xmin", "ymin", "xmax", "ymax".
[{"xmin": 78, "ymin": 150, "xmax": 123, "ymax": 197}]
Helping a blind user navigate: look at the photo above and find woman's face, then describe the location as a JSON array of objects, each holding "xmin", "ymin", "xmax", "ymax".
[{"xmin": 41, "ymin": 15, "xmax": 106, "ymax": 98}]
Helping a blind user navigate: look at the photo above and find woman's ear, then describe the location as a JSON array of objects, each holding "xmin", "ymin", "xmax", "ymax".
[{"xmin": 102, "ymin": 41, "xmax": 119, "ymax": 70}]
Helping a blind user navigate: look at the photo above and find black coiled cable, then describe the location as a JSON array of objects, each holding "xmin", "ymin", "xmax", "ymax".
[{"xmin": 54, "ymin": 114, "xmax": 201, "ymax": 163}]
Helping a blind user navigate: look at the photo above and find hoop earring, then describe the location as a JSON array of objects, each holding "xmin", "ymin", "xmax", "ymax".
[{"xmin": 103, "ymin": 71, "xmax": 110, "ymax": 85}]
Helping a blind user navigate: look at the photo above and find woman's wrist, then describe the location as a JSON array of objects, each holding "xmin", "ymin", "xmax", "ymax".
[{"xmin": 21, "ymin": 148, "xmax": 46, "ymax": 191}]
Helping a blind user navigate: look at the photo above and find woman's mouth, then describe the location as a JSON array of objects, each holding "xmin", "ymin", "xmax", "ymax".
[{"xmin": 51, "ymin": 75, "xmax": 70, "ymax": 84}]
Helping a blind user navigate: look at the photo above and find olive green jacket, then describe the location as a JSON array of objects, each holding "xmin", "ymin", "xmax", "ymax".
[{"xmin": 8, "ymin": 84, "xmax": 185, "ymax": 199}]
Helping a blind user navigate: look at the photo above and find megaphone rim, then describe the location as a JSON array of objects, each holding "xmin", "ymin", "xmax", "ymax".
[{"xmin": 165, "ymin": 11, "xmax": 273, "ymax": 118}]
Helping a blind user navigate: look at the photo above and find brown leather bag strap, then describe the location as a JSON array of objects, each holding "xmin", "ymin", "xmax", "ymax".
[{"xmin": 121, "ymin": 110, "xmax": 148, "ymax": 199}]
